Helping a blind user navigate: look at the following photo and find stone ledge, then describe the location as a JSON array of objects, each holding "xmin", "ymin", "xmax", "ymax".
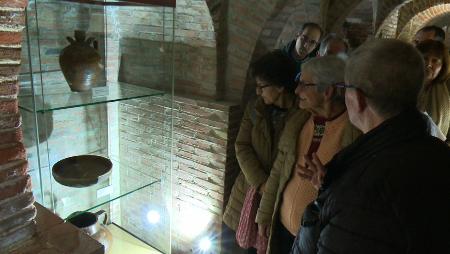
[
  {"xmin": 0, "ymin": 99, "xmax": 18, "ymax": 114},
  {"xmin": 0, "ymin": 32, "xmax": 22, "ymax": 45},
  {"xmin": 0, "ymin": 191, "xmax": 33, "ymax": 218},
  {"xmin": 0, "ymin": 80, "xmax": 19, "ymax": 96},
  {"xmin": 0, "ymin": 142, "xmax": 26, "ymax": 165},
  {"xmin": 0, "ymin": 174, "xmax": 31, "ymax": 201},
  {"xmin": 0, "ymin": 159, "xmax": 27, "ymax": 182},
  {"xmin": 0, "ymin": 113, "xmax": 21, "ymax": 129},
  {"xmin": 0, "ymin": 128, "xmax": 22, "ymax": 145},
  {"xmin": 6, "ymin": 203, "xmax": 104, "ymax": 254}
]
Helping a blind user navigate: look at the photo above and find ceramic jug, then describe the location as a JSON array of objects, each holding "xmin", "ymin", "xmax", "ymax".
[
  {"xmin": 59, "ymin": 30, "xmax": 102, "ymax": 92},
  {"xmin": 67, "ymin": 210, "xmax": 113, "ymax": 253}
]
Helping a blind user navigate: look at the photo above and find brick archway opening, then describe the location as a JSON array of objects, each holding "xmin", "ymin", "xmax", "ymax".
[{"xmin": 398, "ymin": 4, "xmax": 450, "ymax": 41}]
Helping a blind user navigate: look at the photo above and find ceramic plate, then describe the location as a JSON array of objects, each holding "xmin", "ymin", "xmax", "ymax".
[{"xmin": 52, "ymin": 155, "xmax": 112, "ymax": 188}]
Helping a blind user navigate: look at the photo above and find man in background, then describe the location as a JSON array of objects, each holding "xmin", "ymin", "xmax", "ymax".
[
  {"xmin": 282, "ymin": 23, "xmax": 323, "ymax": 72},
  {"xmin": 317, "ymin": 33, "xmax": 348, "ymax": 57},
  {"xmin": 413, "ymin": 25, "xmax": 446, "ymax": 45}
]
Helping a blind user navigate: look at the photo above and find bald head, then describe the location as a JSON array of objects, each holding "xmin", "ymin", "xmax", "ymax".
[
  {"xmin": 345, "ymin": 39, "xmax": 424, "ymax": 117},
  {"xmin": 318, "ymin": 33, "xmax": 348, "ymax": 57}
]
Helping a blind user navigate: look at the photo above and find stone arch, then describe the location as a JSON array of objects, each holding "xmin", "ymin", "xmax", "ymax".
[
  {"xmin": 220, "ymin": 0, "xmax": 292, "ymax": 101},
  {"xmin": 239, "ymin": 0, "xmax": 321, "ymax": 104},
  {"xmin": 376, "ymin": 4, "xmax": 402, "ymax": 37},
  {"xmin": 397, "ymin": 4, "xmax": 450, "ymax": 41},
  {"xmin": 205, "ymin": 0, "xmax": 224, "ymax": 34},
  {"xmin": 377, "ymin": 0, "xmax": 450, "ymax": 38},
  {"xmin": 374, "ymin": 0, "xmax": 405, "ymax": 32},
  {"xmin": 396, "ymin": 0, "xmax": 450, "ymax": 36},
  {"xmin": 275, "ymin": 0, "xmax": 322, "ymax": 47}
]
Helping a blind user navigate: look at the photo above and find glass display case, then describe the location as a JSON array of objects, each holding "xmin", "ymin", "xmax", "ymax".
[{"xmin": 19, "ymin": 0, "xmax": 175, "ymax": 253}]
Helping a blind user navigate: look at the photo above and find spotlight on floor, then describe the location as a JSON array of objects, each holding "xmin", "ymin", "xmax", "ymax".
[
  {"xmin": 199, "ymin": 236, "xmax": 212, "ymax": 252},
  {"xmin": 146, "ymin": 210, "xmax": 160, "ymax": 224}
]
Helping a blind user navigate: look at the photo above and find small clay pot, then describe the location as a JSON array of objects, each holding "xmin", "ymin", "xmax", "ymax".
[{"xmin": 59, "ymin": 30, "xmax": 102, "ymax": 92}]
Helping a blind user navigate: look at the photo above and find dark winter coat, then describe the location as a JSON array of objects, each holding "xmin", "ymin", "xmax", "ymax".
[
  {"xmin": 223, "ymin": 93, "xmax": 297, "ymax": 230},
  {"xmin": 291, "ymin": 108, "xmax": 450, "ymax": 254}
]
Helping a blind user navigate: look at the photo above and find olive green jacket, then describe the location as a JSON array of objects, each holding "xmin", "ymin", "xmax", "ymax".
[
  {"xmin": 255, "ymin": 109, "xmax": 361, "ymax": 254},
  {"xmin": 223, "ymin": 92, "xmax": 297, "ymax": 230}
]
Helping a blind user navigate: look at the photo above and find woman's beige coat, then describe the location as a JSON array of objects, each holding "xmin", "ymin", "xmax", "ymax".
[
  {"xmin": 223, "ymin": 93, "xmax": 297, "ymax": 230},
  {"xmin": 255, "ymin": 109, "xmax": 361, "ymax": 253}
]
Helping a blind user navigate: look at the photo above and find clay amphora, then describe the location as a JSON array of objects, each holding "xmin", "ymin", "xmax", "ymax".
[
  {"xmin": 67, "ymin": 210, "xmax": 113, "ymax": 253},
  {"xmin": 59, "ymin": 30, "xmax": 102, "ymax": 92}
]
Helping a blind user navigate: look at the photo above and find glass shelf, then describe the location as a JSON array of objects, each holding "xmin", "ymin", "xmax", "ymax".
[
  {"xmin": 19, "ymin": 82, "xmax": 165, "ymax": 113},
  {"xmin": 33, "ymin": 156, "xmax": 162, "ymax": 219}
]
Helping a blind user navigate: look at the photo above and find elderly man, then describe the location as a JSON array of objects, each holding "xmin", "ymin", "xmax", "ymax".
[
  {"xmin": 413, "ymin": 25, "xmax": 446, "ymax": 46},
  {"xmin": 291, "ymin": 39, "xmax": 450, "ymax": 254},
  {"xmin": 255, "ymin": 56, "xmax": 360, "ymax": 254},
  {"xmin": 318, "ymin": 33, "xmax": 348, "ymax": 57},
  {"xmin": 282, "ymin": 23, "xmax": 323, "ymax": 72}
]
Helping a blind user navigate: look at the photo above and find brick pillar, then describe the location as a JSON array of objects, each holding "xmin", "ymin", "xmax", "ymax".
[{"xmin": 0, "ymin": 0, "xmax": 37, "ymax": 250}]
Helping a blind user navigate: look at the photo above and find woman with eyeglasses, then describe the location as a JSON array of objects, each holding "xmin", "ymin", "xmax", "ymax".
[
  {"xmin": 416, "ymin": 40, "xmax": 450, "ymax": 143},
  {"xmin": 223, "ymin": 50, "xmax": 298, "ymax": 254},
  {"xmin": 255, "ymin": 56, "xmax": 361, "ymax": 254}
]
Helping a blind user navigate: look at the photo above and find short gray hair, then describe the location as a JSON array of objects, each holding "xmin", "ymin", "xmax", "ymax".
[
  {"xmin": 345, "ymin": 39, "xmax": 424, "ymax": 117},
  {"xmin": 319, "ymin": 33, "xmax": 349, "ymax": 56},
  {"xmin": 302, "ymin": 56, "xmax": 346, "ymax": 102}
]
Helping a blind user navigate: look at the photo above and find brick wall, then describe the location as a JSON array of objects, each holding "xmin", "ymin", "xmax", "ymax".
[
  {"xmin": 222, "ymin": 0, "xmax": 282, "ymax": 101},
  {"xmin": 118, "ymin": 95, "xmax": 241, "ymax": 253},
  {"xmin": 106, "ymin": 1, "xmax": 217, "ymax": 99},
  {"xmin": 101, "ymin": 2, "xmax": 240, "ymax": 252},
  {"xmin": 0, "ymin": 0, "xmax": 37, "ymax": 251},
  {"xmin": 275, "ymin": 1, "xmax": 321, "ymax": 48}
]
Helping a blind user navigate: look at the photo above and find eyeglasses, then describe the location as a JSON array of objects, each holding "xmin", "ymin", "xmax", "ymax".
[
  {"xmin": 334, "ymin": 82, "xmax": 370, "ymax": 97},
  {"xmin": 300, "ymin": 34, "xmax": 319, "ymax": 46},
  {"xmin": 297, "ymin": 80, "xmax": 317, "ymax": 87},
  {"xmin": 295, "ymin": 72, "xmax": 317, "ymax": 87},
  {"xmin": 256, "ymin": 84, "xmax": 272, "ymax": 90},
  {"xmin": 333, "ymin": 82, "xmax": 358, "ymax": 89}
]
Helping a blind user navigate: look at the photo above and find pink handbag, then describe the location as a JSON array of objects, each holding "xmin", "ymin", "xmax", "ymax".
[{"xmin": 236, "ymin": 187, "xmax": 268, "ymax": 254}]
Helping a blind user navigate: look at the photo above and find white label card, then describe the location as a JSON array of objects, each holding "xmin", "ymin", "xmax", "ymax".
[{"xmin": 97, "ymin": 185, "xmax": 113, "ymax": 198}]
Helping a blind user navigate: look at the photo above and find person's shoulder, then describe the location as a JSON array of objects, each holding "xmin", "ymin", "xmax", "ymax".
[
  {"xmin": 445, "ymin": 78, "xmax": 450, "ymax": 92},
  {"xmin": 383, "ymin": 136, "xmax": 450, "ymax": 178},
  {"xmin": 416, "ymin": 134, "xmax": 450, "ymax": 156}
]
